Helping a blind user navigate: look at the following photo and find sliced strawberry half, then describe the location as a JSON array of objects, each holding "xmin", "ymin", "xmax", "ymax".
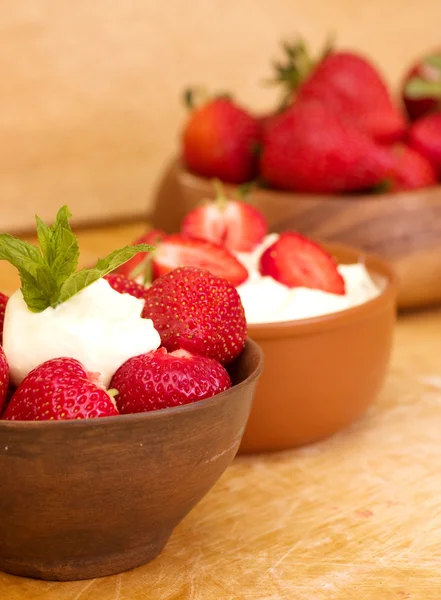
[
  {"xmin": 117, "ymin": 229, "xmax": 165, "ymax": 279},
  {"xmin": 259, "ymin": 232, "xmax": 345, "ymax": 294},
  {"xmin": 152, "ymin": 234, "xmax": 248, "ymax": 286},
  {"xmin": 182, "ymin": 196, "xmax": 268, "ymax": 253}
]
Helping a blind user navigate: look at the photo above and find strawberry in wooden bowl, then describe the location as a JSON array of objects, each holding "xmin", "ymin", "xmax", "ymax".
[
  {"xmin": 149, "ymin": 39, "xmax": 441, "ymax": 310},
  {"xmin": 0, "ymin": 207, "xmax": 263, "ymax": 581},
  {"xmin": 128, "ymin": 194, "xmax": 398, "ymax": 452}
]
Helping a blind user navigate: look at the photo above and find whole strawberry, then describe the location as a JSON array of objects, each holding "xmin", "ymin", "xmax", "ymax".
[
  {"xmin": 117, "ymin": 229, "xmax": 165, "ymax": 279},
  {"xmin": 0, "ymin": 346, "xmax": 9, "ymax": 415},
  {"xmin": 402, "ymin": 52, "xmax": 441, "ymax": 121},
  {"xmin": 408, "ymin": 112, "xmax": 441, "ymax": 172},
  {"xmin": 268, "ymin": 41, "xmax": 406, "ymax": 143},
  {"xmin": 2, "ymin": 357, "xmax": 119, "ymax": 421},
  {"xmin": 104, "ymin": 273, "xmax": 147, "ymax": 299},
  {"xmin": 181, "ymin": 182, "xmax": 268, "ymax": 252},
  {"xmin": 182, "ymin": 96, "xmax": 260, "ymax": 184},
  {"xmin": 260, "ymin": 102, "xmax": 393, "ymax": 193},
  {"xmin": 111, "ymin": 348, "xmax": 231, "ymax": 414},
  {"xmin": 0, "ymin": 292, "xmax": 8, "ymax": 345},
  {"xmin": 143, "ymin": 267, "xmax": 247, "ymax": 365},
  {"xmin": 387, "ymin": 145, "xmax": 437, "ymax": 192}
]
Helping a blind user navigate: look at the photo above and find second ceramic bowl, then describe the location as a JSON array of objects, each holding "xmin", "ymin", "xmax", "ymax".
[{"xmin": 238, "ymin": 243, "xmax": 397, "ymax": 454}]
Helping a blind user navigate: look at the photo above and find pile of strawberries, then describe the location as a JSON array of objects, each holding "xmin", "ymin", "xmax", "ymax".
[{"xmin": 181, "ymin": 40, "xmax": 441, "ymax": 194}]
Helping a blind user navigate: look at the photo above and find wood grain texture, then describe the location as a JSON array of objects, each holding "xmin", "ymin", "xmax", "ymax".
[
  {"xmin": 2, "ymin": 0, "xmax": 441, "ymax": 233},
  {"xmin": 0, "ymin": 224, "xmax": 440, "ymax": 597}
]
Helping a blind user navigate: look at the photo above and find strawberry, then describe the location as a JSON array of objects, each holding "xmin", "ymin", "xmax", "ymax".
[
  {"xmin": 151, "ymin": 234, "xmax": 248, "ymax": 286},
  {"xmin": 182, "ymin": 96, "xmax": 260, "ymax": 184},
  {"xmin": 0, "ymin": 346, "xmax": 9, "ymax": 415},
  {"xmin": 0, "ymin": 293, "xmax": 8, "ymax": 345},
  {"xmin": 408, "ymin": 112, "xmax": 441, "ymax": 172},
  {"xmin": 260, "ymin": 101, "xmax": 393, "ymax": 193},
  {"xmin": 2, "ymin": 357, "xmax": 119, "ymax": 421},
  {"xmin": 181, "ymin": 184, "xmax": 268, "ymax": 252},
  {"xmin": 402, "ymin": 52, "xmax": 441, "ymax": 121},
  {"xmin": 110, "ymin": 348, "xmax": 231, "ymax": 414},
  {"xmin": 268, "ymin": 41, "xmax": 406, "ymax": 143},
  {"xmin": 104, "ymin": 273, "xmax": 147, "ymax": 299},
  {"xmin": 117, "ymin": 229, "xmax": 165, "ymax": 279},
  {"xmin": 386, "ymin": 145, "xmax": 437, "ymax": 192},
  {"xmin": 259, "ymin": 232, "xmax": 345, "ymax": 294},
  {"xmin": 143, "ymin": 267, "xmax": 247, "ymax": 365}
]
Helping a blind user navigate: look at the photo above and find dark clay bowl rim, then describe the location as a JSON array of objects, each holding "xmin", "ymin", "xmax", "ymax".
[
  {"xmin": 0, "ymin": 338, "xmax": 264, "ymax": 430},
  {"xmin": 247, "ymin": 242, "xmax": 398, "ymax": 338},
  {"xmin": 177, "ymin": 159, "xmax": 441, "ymax": 205}
]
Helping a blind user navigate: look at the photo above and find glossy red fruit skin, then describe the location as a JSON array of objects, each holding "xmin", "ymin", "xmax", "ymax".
[
  {"xmin": 143, "ymin": 267, "xmax": 247, "ymax": 365},
  {"xmin": 181, "ymin": 200, "xmax": 268, "ymax": 253},
  {"xmin": 117, "ymin": 229, "xmax": 165, "ymax": 279},
  {"xmin": 259, "ymin": 232, "xmax": 345, "ymax": 294},
  {"xmin": 387, "ymin": 145, "xmax": 438, "ymax": 192},
  {"xmin": 0, "ymin": 346, "xmax": 9, "ymax": 415},
  {"xmin": 182, "ymin": 98, "xmax": 261, "ymax": 184},
  {"xmin": 260, "ymin": 102, "xmax": 393, "ymax": 194},
  {"xmin": 110, "ymin": 348, "xmax": 232, "ymax": 414},
  {"xmin": 0, "ymin": 293, "xmax": 8, "ymax": 346},
  {"xmin": 407, "ymin": 112, "xmax": 441, "ymax": 172},
  {"xmin": 402, "ymin": 60, "xmax": 441, "ymax": 121},
  {"xmin": 1, "ymin": 357, "xmax": 119, "ymax": 421},
  {"xmin": 104, "ymin": 273, "xmax": 147, "ymax": 300},
  {"xmin": 152, "ymin": 234, "xmax": 249, "ymax": 287},
  {"xmin": 296, "ymin": 52, "xmax": 406, "ymax": 143}
]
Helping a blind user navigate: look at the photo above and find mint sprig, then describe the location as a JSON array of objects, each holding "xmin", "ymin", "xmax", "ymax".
[{"xmin": 0, "ymin": 206, "xmax": 154, "ymax": 312}]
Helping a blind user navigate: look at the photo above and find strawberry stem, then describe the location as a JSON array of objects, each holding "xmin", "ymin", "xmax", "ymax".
[
  {"xmin": 212, "ymin": 179, "xmax": 229, "ymax": 212},
  {"xmin": 405, "ymin": 77, "xmax": 441, "ymax": 99}
]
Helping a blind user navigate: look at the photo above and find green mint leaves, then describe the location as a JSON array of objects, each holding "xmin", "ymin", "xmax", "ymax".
[{"xmin": 0, "ymin": 206, "xmax": 154, "ymax": 312}]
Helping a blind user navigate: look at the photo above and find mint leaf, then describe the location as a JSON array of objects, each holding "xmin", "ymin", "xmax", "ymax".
[
  {"xmin": 0, "ymin": 234, "xmax": 55, "ymax": 312},
  {"xmin": 36, "ymin": 205, "xmax": 79, "ymax": 284},
  {"xmin": 58, "ymin": 243, "xmax": 153, "ymax": 304}
]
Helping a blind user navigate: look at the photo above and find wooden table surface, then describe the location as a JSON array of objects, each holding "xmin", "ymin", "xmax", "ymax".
[{"xmin": 0, "ymin": 223, "xmax": 440, "ymax": 600}]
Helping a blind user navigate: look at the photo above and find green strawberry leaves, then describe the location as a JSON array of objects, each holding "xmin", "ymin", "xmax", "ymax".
[{"xmin": 0, "ymin": 206, "xmax": 154, "ymax": 312}]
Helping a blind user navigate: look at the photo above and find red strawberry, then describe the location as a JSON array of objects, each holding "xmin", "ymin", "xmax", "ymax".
[
  {"xmin": 259, "ymin": 232, "xmax": 345, "ymax": 294},
  {"xmin": 260, "ymin": 102, "xmax": 393, "ymax": 193},
  {"xmin": 268, "ymin": 41, "xmax": 405, "ymax": 143},
  {"xmin": 296, "ymin": 51, "xmax": 406, "ymax": 143},
  {"xmin": 143, "ymin": 267, "xmax": 247, "ymax": 365},
  {"xmin": 402, "ymin": 52, "xmax": 441, "ymax": 121},
  {"xmin": 2, "ymin": 357, "xmax": 119, "ymax": 421},
  {"xmin": 110, "ymin": 348, "xmax": 231, "ymax": 414},
  {"xmin": 151, "ymin": 234, "xmax": 248, "ymax": 287},
  {"xmin": 387, "ymin": 145, "xmax": 437, "ymax": 192},
  {"xmin": 181, "ymin": 186, "xmax": 268, "ymax": 252},
  {"xmin": 408, "ymin": 112, "xmax": 441, "ymax": 172},
  {"xmin": 117, "ymin": 229, "xmax": 165, "ymax": 279},
  {"xmin": 0, "ymin": 346, "xmax": 9, "ymax": 415},
  {"xmin": 0, "ymin": 293, "xmax": 8, "ymax": 346},
  {"xmin": 104, "ymin": 273, "xmax": 147, "ymax": 299},
  {"xmin": 182, "ymin": 97, "xmax": 260, "ymax": 184}
]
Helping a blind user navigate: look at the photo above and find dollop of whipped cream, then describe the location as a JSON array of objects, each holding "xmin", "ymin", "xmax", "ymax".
[
  {"xmin": 3, "ymin": 278, "xmax": 161, "ymax": 387},
  {"xmin": 235, "ymin": 234, "xmax": 381, "ymax": 324}
]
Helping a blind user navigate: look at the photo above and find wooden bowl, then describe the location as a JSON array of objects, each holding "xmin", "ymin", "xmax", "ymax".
[
  {"xmin": 148, "ymin": 158, "xmax": 441, "ymax": 309},
  {"xmin": 0, "ymin": 339, "xmax": 263, "ymax": 581},
  {"xmin": 239, "ymin": 243, "xmax": 397, "ymax": 454}
]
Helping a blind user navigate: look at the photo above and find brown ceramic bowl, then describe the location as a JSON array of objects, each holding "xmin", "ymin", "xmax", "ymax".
[
  {"xmin": 0, "ymin": 339, "xmax": 263, "ymax": 582},
  {"xmin": 148, "ymin": 158, "xmax": 441, "ymax": 309},
  {"xmin": 237, "ymin": 243, "xmax": 397, "ymax": 454}
]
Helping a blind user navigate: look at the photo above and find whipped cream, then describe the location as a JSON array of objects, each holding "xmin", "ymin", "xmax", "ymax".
[
  {"xmin": 3, "ymin": 278, "xmax": 161, "ymax": 387},
  {"xmin": 235, "ymin": 234, "xmax": 381, "ymax": 324}
]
